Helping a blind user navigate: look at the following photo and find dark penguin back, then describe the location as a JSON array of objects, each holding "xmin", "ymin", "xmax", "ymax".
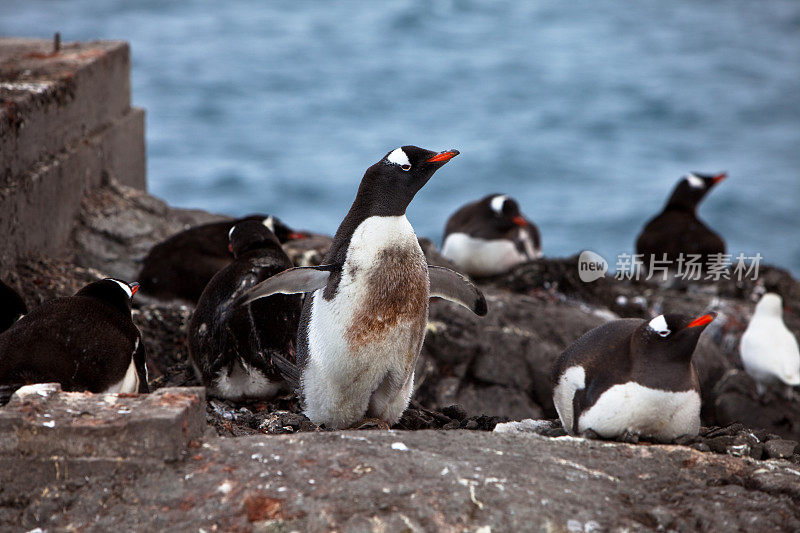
[
  {"xmin": 139, "ymin": 215, "xmax": 296, "ymax": 302},
  {"xmin": 0, "ymin": 279, "xmax": 147, "ymax": 393},
  {"xmin": 0, "ymin": 279, "xmax": 27, "ymax": 333},
  {"xmin": 188, "ymin": 221, "xmax": 301, "ymax": 388},
  {"xmin": 636, "ymin": 174, "xmax": 726, "ymax": 269}
]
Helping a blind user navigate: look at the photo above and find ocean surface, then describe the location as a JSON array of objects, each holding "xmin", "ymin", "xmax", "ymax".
[{"xmin": 3, "ymin": 2, "xmax": 799, "ymax": 273}]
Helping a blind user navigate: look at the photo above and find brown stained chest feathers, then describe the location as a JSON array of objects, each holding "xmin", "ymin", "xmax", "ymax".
[{"xmin": 345, "ymin": 246, "xmax": 429, "ymax": 349}]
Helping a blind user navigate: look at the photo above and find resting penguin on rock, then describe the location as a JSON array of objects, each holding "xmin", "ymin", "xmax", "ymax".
[
  {"xmin": 0, "ymin": 279, "xmax": 27, "ymax": 334},
  {"xmin": 138, "ymin": 214, "xmax": 306, "ymax": 303},
  {"xmin": 552, "ymin": 312, "xmax": 715, "ymax": 442},
  {"xmin": 188, "ymin": 220, "xmax": 302, "ymax": 400},
  {"xmin": 441, "ymin": 193, "xmax": 541, "ymax": 277},
  {"xmin": 740, "ymin": 293, "xmax": 800, "ymax": 398},
  {"xmin": 636, "ymin": 172, "xmax": 726, "ymax": 280},
  {"xmin": 0, "ymin": 278, "xmax": 148, "ymax": 393},
  {"xmin": 238, "ymin": 146, "xmax": 488, "ymax": 429}
]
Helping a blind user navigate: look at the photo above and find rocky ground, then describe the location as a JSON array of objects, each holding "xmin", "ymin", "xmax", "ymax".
[{"xmin": 2, "ymin": 180, "xmax": 800, "ymax": 530}]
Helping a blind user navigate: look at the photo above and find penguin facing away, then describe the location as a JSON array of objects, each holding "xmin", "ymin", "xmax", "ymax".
[
  {"xmin": 552, "ymin": 312, "xmax": 714, "ymax": 442},
  {"xmin": 138, "ymin": 214, "xmax": 306, "ymax": 303},
  {"xmin": 188, "ymin": 220, "xmax": 302, "ymax": 400},
  {"xmin": 740, "ymin": 293, "xmax": 800, "ymax": 397},
  {"xmin": 441, "ymin": 193, "xmax": 542, "ymax": 277},
  {"xmin": 635, "ymin": 172, "xmax": 726, "ymax": 278},
  {"xmin": 0, "ymin": 278, "xmax": 148, "ymax": 394},
  {"xmin": 0, "ymin": 279, "xmax": 27, "ymax": 334},
  {"xmin": 238, "ymin": 146, "xmax": 488, "ymax": 429}
]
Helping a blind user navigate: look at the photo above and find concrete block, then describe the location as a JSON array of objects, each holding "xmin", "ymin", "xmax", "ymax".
[{"xmin": 0, "ymin": 384, "xmax": 205, "ymax": 461}]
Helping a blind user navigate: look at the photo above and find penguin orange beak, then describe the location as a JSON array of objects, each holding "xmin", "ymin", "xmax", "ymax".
[
  {"xmin": 426, "ymin": 150, "xmax": 460, "ymax": 163},
  {"xmin": 712, "ymin": 172, "xmax": 727, "ymax": 184},
  {"xmin": 228, "ymin": 243, "xmax": 234, "ymax": 253},
  {"xmin": 687, "ymin": 314, "xmax": 714, "ymax": 328},
  {"xmin": 287, "ymin": 232, "xmax": 309, "ymax": 240},
  {"xmin": 129, "ymin": 282, "xmax": 140, "ymax": 296},
  {"xmin": 512, "ymin": 216, "xmax": 528, "ymax": 227}
]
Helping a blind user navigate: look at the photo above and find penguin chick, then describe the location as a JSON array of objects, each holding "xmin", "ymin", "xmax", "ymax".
[
  {"xmin": 139, "ymin": 214, "xmax": 307, "ymax": 303},
  {"xmin": 441, "ymin": 193, "xmax": 541, "ymax": 277},
  {"xmin": 740, "ymin": 293, "xmax": 800, "ymax": 397},
  {"xmin": 636, "ymin": 172, "xmax": 726, "ymax": 281},
  {"xmin": 0, "ymin": 279, "xmax": 27, "ymax": 333},
  {"xmin": 552, "ymin": 312, "xmax": 715, "ymax": 442},
  {"xmin": 0, "ymin": 278, "xmax": 148, "ymax": 393},
  {"xmin": 188, "ymin": 220, "xmax": 302, "ymax": 401},
  {"xmin": 237, "ymin": 146, "xmax": 488, "ymax": 429}
]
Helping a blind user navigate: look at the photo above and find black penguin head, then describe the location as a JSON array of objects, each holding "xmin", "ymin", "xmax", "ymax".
[
  {"xmin": 242, "ymin": 214, "xmax": 308, "ymax": 244},
  {"xmin": 228, "ymin": 220, "xmax": 281, "ymax": 258},
  {"xmin": 355, "ymin": 146, "xmax": 459, "ymax": 216},
  {"xmin": 665, "ymin": 172, "xmax": 726, "ymax": 211},
  {"xmin": 480, "ymin": 193, "xmax": 530, "ymax": 232},
  {"xmin": 632, "ymin": 312, "xmax": 716, "ymax": 362},
  {"xmin": 0, "ymin": 279, "xmax": 27, "ymax": 332},
  {"xmin": 76, "ymin": 278, "xmax": 139, "ymax": 312}
]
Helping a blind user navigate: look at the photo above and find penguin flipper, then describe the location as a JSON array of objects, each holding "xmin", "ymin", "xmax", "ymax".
[
  {"xmin": 236, "ymin": 265, "xmax": 336, "ymax": 306},
  {"xmin": 428, "ymin": 265, "xmax": 488, "ymax": 316}
]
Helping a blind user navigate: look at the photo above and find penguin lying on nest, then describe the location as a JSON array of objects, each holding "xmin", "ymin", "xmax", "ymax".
[{"xmin": 0, "ymin": 278, "xmax": 148, "ymax": 394}]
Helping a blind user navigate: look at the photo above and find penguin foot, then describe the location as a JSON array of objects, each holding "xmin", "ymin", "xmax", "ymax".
[
  {"xmin": 580, "ymin": 429, "xmax": 600, "ymax": 440},
  {"xmin": 618, "ymin": 430, "xmax": 640, "ymax": 444},
  {"xmin": 357, "ymin": 417, "xmax": 392, "ymax": 430}
]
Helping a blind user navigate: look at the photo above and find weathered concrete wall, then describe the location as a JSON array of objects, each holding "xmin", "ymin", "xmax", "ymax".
[{"xmin": 0, "ymin": 37, "xmax": 145, "ymax": 270}]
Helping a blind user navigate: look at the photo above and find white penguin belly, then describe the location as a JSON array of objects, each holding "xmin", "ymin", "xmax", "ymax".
[
  {"xmin": 103, "ymin": 355, "xmax": 140, "ymax": 394},
  {"xmin": 302, "ymin": 215, "xmax": 429, "ymax": 429},
  {"xmin": 442, "ymin": 233, "xmax": 532, "ymax": 277},
  {"xmin": 212, "ymin": 360, "xmax": 281, "ymax": 401},
  {"xmin": 553, "ymin": 366, "xmax": 586, "ymax": 433},
  {"xmin": 577, "ymin": 382, "xmax": 700, "ymax": 441}
]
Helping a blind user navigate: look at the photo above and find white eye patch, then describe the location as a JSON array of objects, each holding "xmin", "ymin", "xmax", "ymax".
[
  {"xmin": 262, "ymin": 216, "xmax": 275, "ymax": 233},
  {"xmin": 490, "ymin": 195, "xmax": 508, "ymax": 215},
  {"xmin": 387, "ymin": 148, "xmax": 411, "ymax": 170},
  {"xmin": 648, "ymin": 315, "xmax": 671, "ymax": 337},
  {"xmin": 685, "ymin": 174, "xmax": 704, "ymax": 189},
  {"xmin": 109, "ymin": 279, "xmax": 133, "ymax": 299},
  {"xmin": 228, "ymin": 225, "xmax": 237, "ymax": 240}
]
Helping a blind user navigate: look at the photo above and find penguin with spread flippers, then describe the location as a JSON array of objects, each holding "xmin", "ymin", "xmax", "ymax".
[
  {"xmin": 740, "ymin": 293, "xmax": 800, "ymax": 398},
  {"xmin": 0, "ymin": 278, "xmax": 148, "ymax": 393},
  {"xmin": 188, "ymin": 220, "xmax": 302, "ymax": 400},
  {"xmin": 636, "ymin": 172, "xmax": 726, "ymax": 280},
  {"xmin": 237, "ymin": 146, "xmax": 487, "ymax": 429},
  {"xmin": 441, "ymin": 193, "xmax": 541, "ymax": 277},
  {"xmin": 139, "ymin": 215, "xmax": 307, "ymax": 302},
  {"xmin": 0, "ymin": 279, "xmax": 27, "ymax": 333},
  {"xmin": 552, "ymin": 312, "xmax": 714, "ymax": 442}
]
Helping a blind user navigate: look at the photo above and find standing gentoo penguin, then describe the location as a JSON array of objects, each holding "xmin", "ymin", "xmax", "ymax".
[
  {"xmin": 0, "ymin": 279, "xmax": 27, "ymax": 333},
  {"xmin": 740, "ymin": 293, "xmax": 800, "ymax": 397},
  {"xmin": 188, "ymin": 220, "xmax": 302, "ymax": 400},
  {"xmin": 636, "ymin": 172, "xmax": 726, "ymax": 279},
  {"xmin": 552, "ymin": 312, "xmax": 715, "ymax": 441},
  {"xmin": 0, "ymin": 278, "xmax": 148, "ymax": 393},
  {"xmin": 441, "ymin": 194, "xmax": 541, "ymax": 277},
  {"xmin": 138, "ymin": 214, "xmax": 306, "ymax": 303},
  {"xmin": 238, "ymin": 146, "xmax": 488, "ymax": 429}
]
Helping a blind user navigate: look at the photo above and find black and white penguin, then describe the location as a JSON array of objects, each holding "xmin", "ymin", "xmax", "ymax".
[
  {"xmin": 138, "ymin": 214, "xmax": 306, "ymax": 303},
  {"xmin": 441, "ymin": 194, "xmax": 541, "ymax": 277},
  {"xmin": 740, "ymin": 293, "xmax": 800, "ymax": 397},
  {"xmin": 552, "ymin": 312, "xmax": 715, "ymax": 442},
  {"xmin": 188, "ymin": 220, "xmax": 302, "ymax": 400},
  {"xmin": 0, "ymin": 278, "xmax": 148, "ymax": 393},
  {"xmin": 0, "ymin": 279, "xmax": 27, "ymax": 333},
  {"xmin": 237, "ymin": 146, "xmax": 488, "ymax": 429},
  {"xmin": 635, "ymin": 172, "xmax": 726, "ymax": 279}
]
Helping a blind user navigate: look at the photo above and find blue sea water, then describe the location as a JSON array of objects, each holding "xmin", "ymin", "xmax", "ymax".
[{"xmin": 2, "ymin": 1, "xmax": 799, "ymax": 273}]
